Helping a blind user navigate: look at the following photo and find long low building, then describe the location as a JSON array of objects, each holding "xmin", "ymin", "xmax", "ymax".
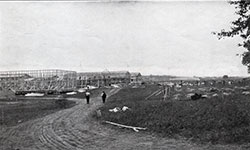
[{"xmin": 77, "ymin": 71, "xmax": 132, "ymax": 88}]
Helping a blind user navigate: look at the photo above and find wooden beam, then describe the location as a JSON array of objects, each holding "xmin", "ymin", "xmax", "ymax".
[{"xmin": 105, "ymin": 121, "xmax": 147, "ymax": 132}]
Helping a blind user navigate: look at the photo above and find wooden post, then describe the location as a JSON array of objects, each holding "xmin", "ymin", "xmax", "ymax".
[
  {"xmin": 81, "ymin": 79, "xmax": 83, "ymax": 88},
  {"xmin": 1, "ymin": 108, "xmax": 4, "ymax": 125},
  {"xmin": 163, "ymin": 86, "xmax": 171, "ymax": 100},
  {"xmin": 162, "ymin": 85, "xmax": 165, "ymax": 100}
]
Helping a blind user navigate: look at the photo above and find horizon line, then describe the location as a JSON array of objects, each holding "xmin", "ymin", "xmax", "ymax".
[{"xmin": 0, "ymin": 68, "xmax": 249, "ymax": 77}]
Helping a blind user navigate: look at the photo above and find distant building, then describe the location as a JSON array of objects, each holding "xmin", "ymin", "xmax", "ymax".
[
  {"xmin": 130, "ymin": 72, "xmax": 142, "ymax": 84},
  {"xmin": 77, "ymin": 72, "xmax": 103, "ymax": 88},
  {"xmin": 103, "ymin": 71, "xmax": 131, "ymax": 86},
  {"xmin": 77, "ymin": 70, "xmax": 132, "ymax": 87}
]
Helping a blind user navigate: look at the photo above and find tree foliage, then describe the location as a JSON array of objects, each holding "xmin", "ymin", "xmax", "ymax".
[
  {"xmin": 223, "ymin": 75, "xmax": 229, "ymax": 79},
  {"xmin": 214, "ymin": 0, "xmax": 250, "ymax": 67}
]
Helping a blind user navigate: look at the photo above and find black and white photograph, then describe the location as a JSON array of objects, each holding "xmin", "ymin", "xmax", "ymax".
[{"xmin": 1, "ymin": 0, "xmax": 250, "ymax": 149}]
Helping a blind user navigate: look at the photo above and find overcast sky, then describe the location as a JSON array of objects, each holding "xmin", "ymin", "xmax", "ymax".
[{"xmin": 0, "ymin": 1, "xmax": 248, "ymax": 76}]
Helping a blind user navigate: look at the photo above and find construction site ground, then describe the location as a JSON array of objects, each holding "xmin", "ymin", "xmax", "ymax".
[{"xmin": 0, "ymin": 88, "xmax": 244, "ymax": 150}]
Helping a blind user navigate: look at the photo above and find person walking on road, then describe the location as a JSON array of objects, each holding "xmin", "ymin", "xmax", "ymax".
[
  {"xmin": 101, "ymin": 91, "xmax": 107, "ymax": 103},
  {"xmin": 85, "ymin": 91, "xmax": 90, "ymax": 104}
]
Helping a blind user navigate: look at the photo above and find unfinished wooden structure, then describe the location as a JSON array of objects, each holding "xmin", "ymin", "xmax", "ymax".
[{"xmin": 0, "ymin": 69, "xmax": 77, "ymax": 93}]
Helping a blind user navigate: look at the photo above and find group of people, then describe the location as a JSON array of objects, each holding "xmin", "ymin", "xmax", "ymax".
[{"xmin": 85, "ymin": 90, "xmax": 107, "ymax": 104}]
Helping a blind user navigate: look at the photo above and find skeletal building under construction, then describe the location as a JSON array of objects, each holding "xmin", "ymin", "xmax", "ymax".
[{"xmin": 0, "ymin": 69, "xmax": 77, "ymax": 94}]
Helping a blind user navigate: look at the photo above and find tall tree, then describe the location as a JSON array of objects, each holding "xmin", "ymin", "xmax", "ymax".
[{"xmin": 214, "ymin": 0, "xmax": 250, "ymax": 68}]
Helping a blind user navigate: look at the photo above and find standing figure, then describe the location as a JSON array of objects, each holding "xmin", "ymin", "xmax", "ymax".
[
  {"xmin": 85, "ymin": 91, "xmax": 90, "ymax": 104},
  {"xmin": 101, "ymin": 91, "xmax": 107, "ymax": 103}
]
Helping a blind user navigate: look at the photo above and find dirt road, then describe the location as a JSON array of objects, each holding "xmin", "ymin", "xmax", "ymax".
[{"xmin": 0, "ymin": 89, "xmax": 244, "ymax": 150}]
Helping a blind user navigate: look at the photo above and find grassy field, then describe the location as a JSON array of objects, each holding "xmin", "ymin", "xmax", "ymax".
[
  {"xmin": 0, "ymin": 97, "xmax": 76, "ymax": 127},
  {"xmin": 97, "ymin": 84, "xmax": 250, "ymax": 144}
]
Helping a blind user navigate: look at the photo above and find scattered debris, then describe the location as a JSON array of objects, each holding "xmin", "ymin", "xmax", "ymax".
[
  {"xmin": 111, "ymin": 84, "xmax": 121, "ymax": 88},
  {"xmin": 109, "ymin": 107, "xmax": 121, "ymax": 112},
  {"xmin": 66, "ymin": 91, "xmax": 77, "ymax": 95},
  {"xmin": 235, "ymin": 86, "xmax": 247, "ymax": 90},
  {"xmin": 78, "ymin": 88, "xmax": 86, "ymax": 93},
  {"xmin": 191, "ymin": 93, "xmax": 202, "ymax": 100},
  {"xmin": 210, "ymin": 88, "xmax": 219, "ymax": 92},
  {"xmin": 122, "ymin": 106, "xmax": 130, "ymax": 111},
  {"xmin": 173, "ymin": 94, "xmax": 181, "ymax": 100},
  {"xmin": 109, "ymin": 106, "xmax": 131, "ymax": 112},
  {"xmin": 242, "ymin": 91, "xmax": 250, "ymax": 95},
  {"xmin": 25, "ymin": 93, "xmax": 44, "ymax": 97},
  {"xmin": 198, "ymin": 88, "xmax": 206, "ymax": 92},
  {"xmin": 212, "ymin": 93, "xmax": 219, "ymax": 97},
  {"xmin": 186, "ymin": 88, "xmax": 195, "ymax": 92},
  {"xmin": 132, "ymin": 85, "xmax": 139, "ymax": 88},
  {"xmin": 222, "ymin": 92, "xmax": 231, "ymax": 96},
  {"xmin": 176, "ymin": 84, "xmax": 182, "ymax": 88},
  {"xmin": 201, "ymin": 94, "xmax": 209, "ymax": 98},
  {"xmin": 84, "ymin": 85, "xmax": 98, "ymax": 90},
  {"xmin": 105, "ymin": 121, "xmax": 147, "ymax": 132},
  {"xmin": 222, "ymin": 88, "xmax": 234, "ymax": 92},
  {"xmin": 186, "ymin": 93, "xmax": 195, "ymax": 98}
]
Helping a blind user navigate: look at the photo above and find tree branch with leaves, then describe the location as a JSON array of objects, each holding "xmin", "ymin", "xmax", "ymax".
[{"xmin": 213, "ymin": 0, "xmax": 250, "ymax": 68}]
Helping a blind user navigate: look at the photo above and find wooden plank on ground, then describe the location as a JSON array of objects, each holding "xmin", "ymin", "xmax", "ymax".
[{"xmin": 105, "ymin": 121, "xmax": 147, "ymax": 132}]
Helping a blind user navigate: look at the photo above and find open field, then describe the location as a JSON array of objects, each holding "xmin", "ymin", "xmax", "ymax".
[
  {"xmin": 1, "ymin": 87, "xmax": 244, "ymax": 150},
  {"xmin": 0, "ymin": 97, "xmax": 76, "ymax": 127},
  {"xmin": 98, "ymin": 83, "xmax": 250, "ymax": 144},
  {"xmin": 0, "ymin": 87, "xmax": 113, "ymax": 127}
]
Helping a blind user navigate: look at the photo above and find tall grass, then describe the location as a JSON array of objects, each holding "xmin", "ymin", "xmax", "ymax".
[{"xmin": 99, "ymin": 85, "xmax": 250, "ymax": 144}]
